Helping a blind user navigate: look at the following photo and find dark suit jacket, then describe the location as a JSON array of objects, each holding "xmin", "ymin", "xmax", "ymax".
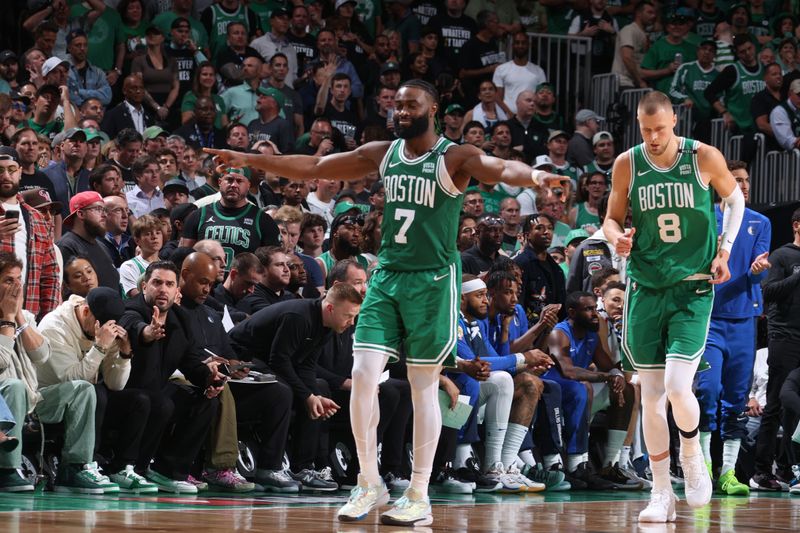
[{"xmin": 100, "ymin": 101, "xmax": 156, "ymax": 140}]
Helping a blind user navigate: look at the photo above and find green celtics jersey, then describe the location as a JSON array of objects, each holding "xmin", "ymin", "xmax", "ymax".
[
  {"xmin": 725, "ymin": 62, "xmax": 765, "ymax": 130},
  {"xmin": 668, "ymin": 61, "xmax": 719, "ymax": 119},
  {"xmin": 208, "ymin": 4, "xmax": 252, "ymax": 58},
  {"xmin": 196, "ymin": 202, "xmax": 265, "ymax": 268},
  {"xmin": 627, "ymin": 137, "xmax": 717, "ymax": 289},
  {"xmin": 379, "ymin": 137, "xmax": 463, "ymax": 271}
]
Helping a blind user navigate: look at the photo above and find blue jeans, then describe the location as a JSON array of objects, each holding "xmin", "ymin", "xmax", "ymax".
[{"xmin": 0, "ymin": 392, "xmax": 14, "ymax": 432}]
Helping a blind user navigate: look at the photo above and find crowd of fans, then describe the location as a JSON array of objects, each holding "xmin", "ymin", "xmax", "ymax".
[{"xmin": 0, "ymin": 0, "xmax": 799, "ymax": 499}]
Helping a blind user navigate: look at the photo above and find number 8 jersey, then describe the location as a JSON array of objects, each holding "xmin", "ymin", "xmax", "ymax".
[
  {"xmin": 378, "ymin": 137, "xmax": 464, "ymax": 271},
  {"xmin": 627, "ymin": 137, "xmax": 717, "ymax": 289}
]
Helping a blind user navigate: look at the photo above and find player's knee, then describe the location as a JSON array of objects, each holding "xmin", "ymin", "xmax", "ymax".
[{"xmin": 516, "ymin": 373, "xmax": 543, "ymax": 399}]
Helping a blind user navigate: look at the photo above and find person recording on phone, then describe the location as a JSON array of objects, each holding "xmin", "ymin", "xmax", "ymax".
[
  {"xmin": 177, "ymin": 252, "xmax": 296, "ymax": 493},
  {"xmin": 0, "ymin": 147, "xmax": 60, "ymax": 319},
  {"xmin": 118, "ymin": 260, "xmax": 224, "ymax": 494},
  {"xmin": 296, "ymin": 117, "xmax": 345, "ymax": 156}
]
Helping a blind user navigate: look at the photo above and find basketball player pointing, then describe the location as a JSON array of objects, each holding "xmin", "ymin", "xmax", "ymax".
[
  {"xmin": 206, "ymin": 80, "xmax": 567, "ymax": 527},
  {"xmin": 603, "ymin": 91, "xmax": 745, "ymax": 523}
]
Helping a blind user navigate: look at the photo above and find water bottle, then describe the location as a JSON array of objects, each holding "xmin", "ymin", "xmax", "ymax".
[{"xmin": 674, "ymin": 53, "xmax": 683, "ymax": 65}]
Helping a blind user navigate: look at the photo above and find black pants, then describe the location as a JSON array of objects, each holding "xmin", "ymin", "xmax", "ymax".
[
  {"xmin": 284, "ymin": 377, "xmax": 327, "ymax": 471},
  {"xmin": 779, "ymin": 367, "xmax": 800, "ymax": 466},
  {"xmin": 230, "ymin": 380, "xmax": 293, "ymax": 471},
  {"xmin": 136, "ymin": 381, "xmax": 220, "ymax": 479},
  {"xmin": 95, "ymin": 384, "xmax": 154, "ymax": 472},
  {"xmin": 321, "ymin": 377, "xmax": 413, "ymax": 474},
  {"xmin": 754, "ymin": 338, "xmax": 800, "ymax": 474}
]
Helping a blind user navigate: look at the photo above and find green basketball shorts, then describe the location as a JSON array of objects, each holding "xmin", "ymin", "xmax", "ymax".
[
  {"xmin": 354, "ymin": 263, "xmax": 460, "ymax": 367},
  {"xmin": 621, "ymin": 279, "xmax": 714, "ymax": 371}
]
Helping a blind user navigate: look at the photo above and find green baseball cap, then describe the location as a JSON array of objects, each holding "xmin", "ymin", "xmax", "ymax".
[
  {"xmin": 333, "ymin": 201, "xmax": 369, "ymax": 217},
  {"xmin": 257, "ymin": 86, "xmax": 286, "ymax": 109},
  {"xmin": 565, "ymin": 228, "xmax": 590, "ymax": 246}
]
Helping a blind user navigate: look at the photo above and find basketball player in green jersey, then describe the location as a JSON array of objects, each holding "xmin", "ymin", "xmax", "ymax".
[
  {"xmin": 603, "ymin": 91, "xmax": 745, "ymax": 523},
  {"xmin": 206, "ymin": 80, "xmax": 567, "ymax": 527}
]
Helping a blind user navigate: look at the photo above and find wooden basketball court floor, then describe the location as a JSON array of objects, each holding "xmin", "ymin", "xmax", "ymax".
[{"xmin": 0, "ymin": 489, "xmax": 798, "ymax": 532}]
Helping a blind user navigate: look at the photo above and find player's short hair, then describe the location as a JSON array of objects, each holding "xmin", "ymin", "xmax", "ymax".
[
  {"xmin": 143, "ymin": 260, "xmax": 179, "ymax": 283},
  {"xmin": 638, "ymin": 91, "xmax": 673, "ymax": 115},
  {"xmin": 328, "ymin": 258, "xmax": 366, "ymax": 288},
  {"xmin": 400, "ymin": 79, "xmax": 439, "ymax": 103},
  {"xmin": 566, "ymin": 290, "xmax": 596, "ymax": 312},
  {"xmin": 325, "ymin": 281, "xmax": 363, "ymax": 305},
  {"xmin": 254, "ymin": 245, "xmax": 285, "ymax": 267},
  {"xmin": 590, "ymin": 266, "xmax": 620, "ymax": 291},
  {"xmin": 486, "ymin": 270, "xmax": 516, "ymax": 291},
  {"xmin": 726, "ymin": 160, "xmax": 748, "ymax": 172},
  {"xmin": 603, "ymin": 280, "xmax": 627, "ymax": 295},
  {"xmin": 231, "ymin": 252, "xmax": 264, "ymax": 275}
]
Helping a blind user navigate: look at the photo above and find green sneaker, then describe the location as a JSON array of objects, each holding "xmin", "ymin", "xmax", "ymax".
[
  {"xmin": 85, "ymin": 462, "xmax": 120, "ymax": 493},
  {"xmin": 109, "ymin": 465, "xmax": 159, "ymax": 494},
  {"xmin": 522, "ymin": 464, "xmax": 570, "ymax": 491},
  {"xmin": 380, "ymin": 487, "xmax": 433, "ymax": 527},
  {"xmin": 55, "ymin": 464, "xmax": 117, "ymax": 495},
  {"xmin": 0, "ymin": 468, "xmax": 34, "ymax": 492},
  {"xmin": 145, "ymin": 468, "xmax": 198, "ymax": 494},
  {"xmin": 718, "ymin": 469, "xmax": 750, "ymax": 496}
]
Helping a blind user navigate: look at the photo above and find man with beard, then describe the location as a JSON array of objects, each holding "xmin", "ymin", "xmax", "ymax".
[
  {"xmin": 447, "ymin": 273, "xmax": 550, "ymax": 492},
  {"xmin": 88, "ymin": 164, "xmax": 124, "ymax": 199},
  {"xmin": 286, "ymin": 253, "xmax": 308, "ymax": 298},
  {"xmin": 316, "ymin": 212, "xmax": 369, "ymax": 280},
  {"xmin": 237, "ymin": 246, "xmax": 295, "ymax": 314},
  {"xmin": 180, "ymin": 168, "xmax": 280, "ymax": 270},
  {"xmin": 206, "ymin": 79, "xmax": 567, "ymax": 527},
  {"xmin": 583, "ymin": 131, "xmax": 615, "ymax": 182},
  {"xmin": 543, "ymin": 291, "xmax": 640, "ymax": 490},
  {"xmin": 287, "ymin": 5, "xmax": 318, "ymax": 77},
  {"xmin": 247, "ymin": 87, "xmax": 294, "ymax": 153},
  {"xmin": 57, "ymin": 191, "xmax": 120, "ymax": 291},
  {"xmin": 65, "ymin": 29, "xmax": 112, "ymax": 108},
  {"xmin": 513, "ymin": 213, "xmax": 567, "ymax": 324},
  {"xmin": 119, "ymin": 261, "xmax": 225, "ymax": 494},
  {"xmin": 461, "ymin": 214, "xmax": 503, "ymax": 276},
  {"xmin": 45, "ymin": 128, "xmax": 91, "ymax": 218},
  {"xmin": 0, "ymin": 147, "xmax": 60, "ymax": 318},
  {"xmin": 457, "ymin": 214, "xmax": 477, "ymax": 252}
]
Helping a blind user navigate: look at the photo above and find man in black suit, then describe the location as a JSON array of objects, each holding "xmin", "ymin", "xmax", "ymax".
[{"xmin": 100, "ymin": 76, "xmax": 156, "ymax": 140}]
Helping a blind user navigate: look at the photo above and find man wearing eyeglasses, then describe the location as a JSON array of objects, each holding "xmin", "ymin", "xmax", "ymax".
[
  {"xmin": 179, "ymin": 169, "xmax": 280, "ymax": 270},
  {"xmin": 0, "ymin": 147, "xmax": 60, "ymax": 319},
  {"xmin": 57, "ymin": 191, "xmax": 120, "ymax": 291}
]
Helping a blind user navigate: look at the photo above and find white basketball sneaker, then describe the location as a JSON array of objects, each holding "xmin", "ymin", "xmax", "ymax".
[
  {"xmin": 638, "ymin": 488, "xmax": 678, "ymax": 522},
  {"xmin": 681, "ymin": 452, "xmax": 713, "ymax": 508}
]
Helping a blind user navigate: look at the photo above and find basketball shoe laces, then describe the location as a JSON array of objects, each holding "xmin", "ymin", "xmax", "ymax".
[{"xmin": 681, "ymin": 454, "xmax": 705, "ymax": 491}]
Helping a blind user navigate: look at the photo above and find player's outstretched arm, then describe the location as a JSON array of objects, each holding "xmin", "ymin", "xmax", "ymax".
[
  {"xmin": 454, "ymin": 143, "xmax": 571, "ymax": 191},
  {"xmin": 603, "ymin": 152, "xmax": 633, "ymax": 255},
  {"xmin": 204, "ymin": 142, "xmax": 392, "ymax": 182}
]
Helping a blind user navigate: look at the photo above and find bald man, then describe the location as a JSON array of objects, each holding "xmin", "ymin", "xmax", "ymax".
[
  {"xmin": 100, "ymin": 195, "xmax": 134, "ymax": 267},
  {"xmin": 101, "ymin": 75, "xmax": 156, "ymax": 140},
  {"xmin": 178, "ymin": 252, "xmax": 298, "ymax": 493}
]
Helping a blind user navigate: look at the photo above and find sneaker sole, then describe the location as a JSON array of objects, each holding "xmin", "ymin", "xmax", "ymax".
[
  {"xmin": 638, "ymin": 512, "xmax": 677, "ymax": 523},
  {"xmin": 208, "ymin": 484, "xmax": 256, "ymax": 493},
  {"xmin": 380, "ymin": 513, "xmax": 433, "ymax": 527},
  {"xmin": 337, "ymin": 491, "xmax": 390, "ymax": 522},
  {"xmin": 155, "ymin": 485, "xmax": 198, "ymax": 494},
  {"xmin": 260, "ymin": 485, "xmax": 300, "ymax": 493},
  {"xmin": 119, "ymin": 487, "xmax": 159, "ymax": 494},
  {"xmin": 548, "ymin": 481, "xmax": 571, "ymax": 491},
  {"xmin": 749, "ymin": 479, "xmax": 780, "ymax": 491},
  {"xmin": 300, "ymin": 485, "xmax": 339, "ymax": 492},
  {"xmin": 54, "ymin": 486, "xmax": 105, "ymax": 495}
]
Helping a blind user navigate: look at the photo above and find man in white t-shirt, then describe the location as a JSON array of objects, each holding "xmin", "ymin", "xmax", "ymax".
[
  {"xmin": 493, "ymin": 31, "xmax": 547, "ymax": 115},
  {"xmin": 306, "ymin": 178, "xmax": 338, "ymax": 226}
]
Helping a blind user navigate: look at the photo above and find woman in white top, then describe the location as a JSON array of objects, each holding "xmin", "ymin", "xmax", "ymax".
[{"xmin": 463, "ymin": 80, "xmax": 510, "ymax": 134}]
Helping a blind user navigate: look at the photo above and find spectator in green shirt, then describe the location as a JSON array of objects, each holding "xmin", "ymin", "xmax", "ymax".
[{"xmin": 640, "ymin": 12, "xmax": 696, "ymax": 94}]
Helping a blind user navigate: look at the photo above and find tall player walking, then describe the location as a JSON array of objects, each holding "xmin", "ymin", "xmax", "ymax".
[
  {"xmin": 603, "ymin": 91, "xmax": 745, "ymax": 523},
  {"xmin": 206, "ymin": 80, "xmax": 566, "ymax": 527}
]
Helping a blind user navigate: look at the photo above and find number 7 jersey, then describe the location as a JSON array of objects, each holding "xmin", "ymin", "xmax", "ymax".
[
  {"xmin": 627, "ymin": 137, "xmax": 717, "ymax": 289},
  {"xmin": 378, "ymin": 137, "xmax": 464, "ymax": 271}
]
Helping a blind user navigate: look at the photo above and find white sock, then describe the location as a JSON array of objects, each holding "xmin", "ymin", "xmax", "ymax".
[
  {"xmin": 604, "ymin": 429, "xmax": 628, "ymax": 466},
  {"xmin": 406, "ymin": 365, "xmax": 444, "ymax": 497},
  {"xmin": 567, "ymin": 453, "xmax": 587, "ymax": 473},
  {"xmin": 543, "ymin": 454, "xmax": 562, "ymax": 469},
  {"xmin": 680, "ymin": 432, "xmax": 702, "ymax": 457},
  {"xmin": 699, "ymin": 431, "xmax": 712, "ymax": 463},
  {"xmin": 721, "ymin": 439, "xmax": 741, "ymax": 476},
  {"xmin": 650, "ymin": 456, "xmax": 671, "ymax": 492},
  {"xmin": 350, "ymin": 351, "xmax": 389, "ymax": 486},
  {"xmin": 454, "ymin": 444, "xmax": 472, "ymax": 469},
  {"xmin": 620, "ymin": 445, "xmax": 633, "ymax": 467},
  {"xmin": 484, "ymin": 422, "xmax": 507, "ymax": 467},
  {"xmin": 501, "ymin": 423, "xmax": 529, "ymax": 468},
  {"xmin": 518, "ymin": 449, "xmax": 536, "ymax": 467}
]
